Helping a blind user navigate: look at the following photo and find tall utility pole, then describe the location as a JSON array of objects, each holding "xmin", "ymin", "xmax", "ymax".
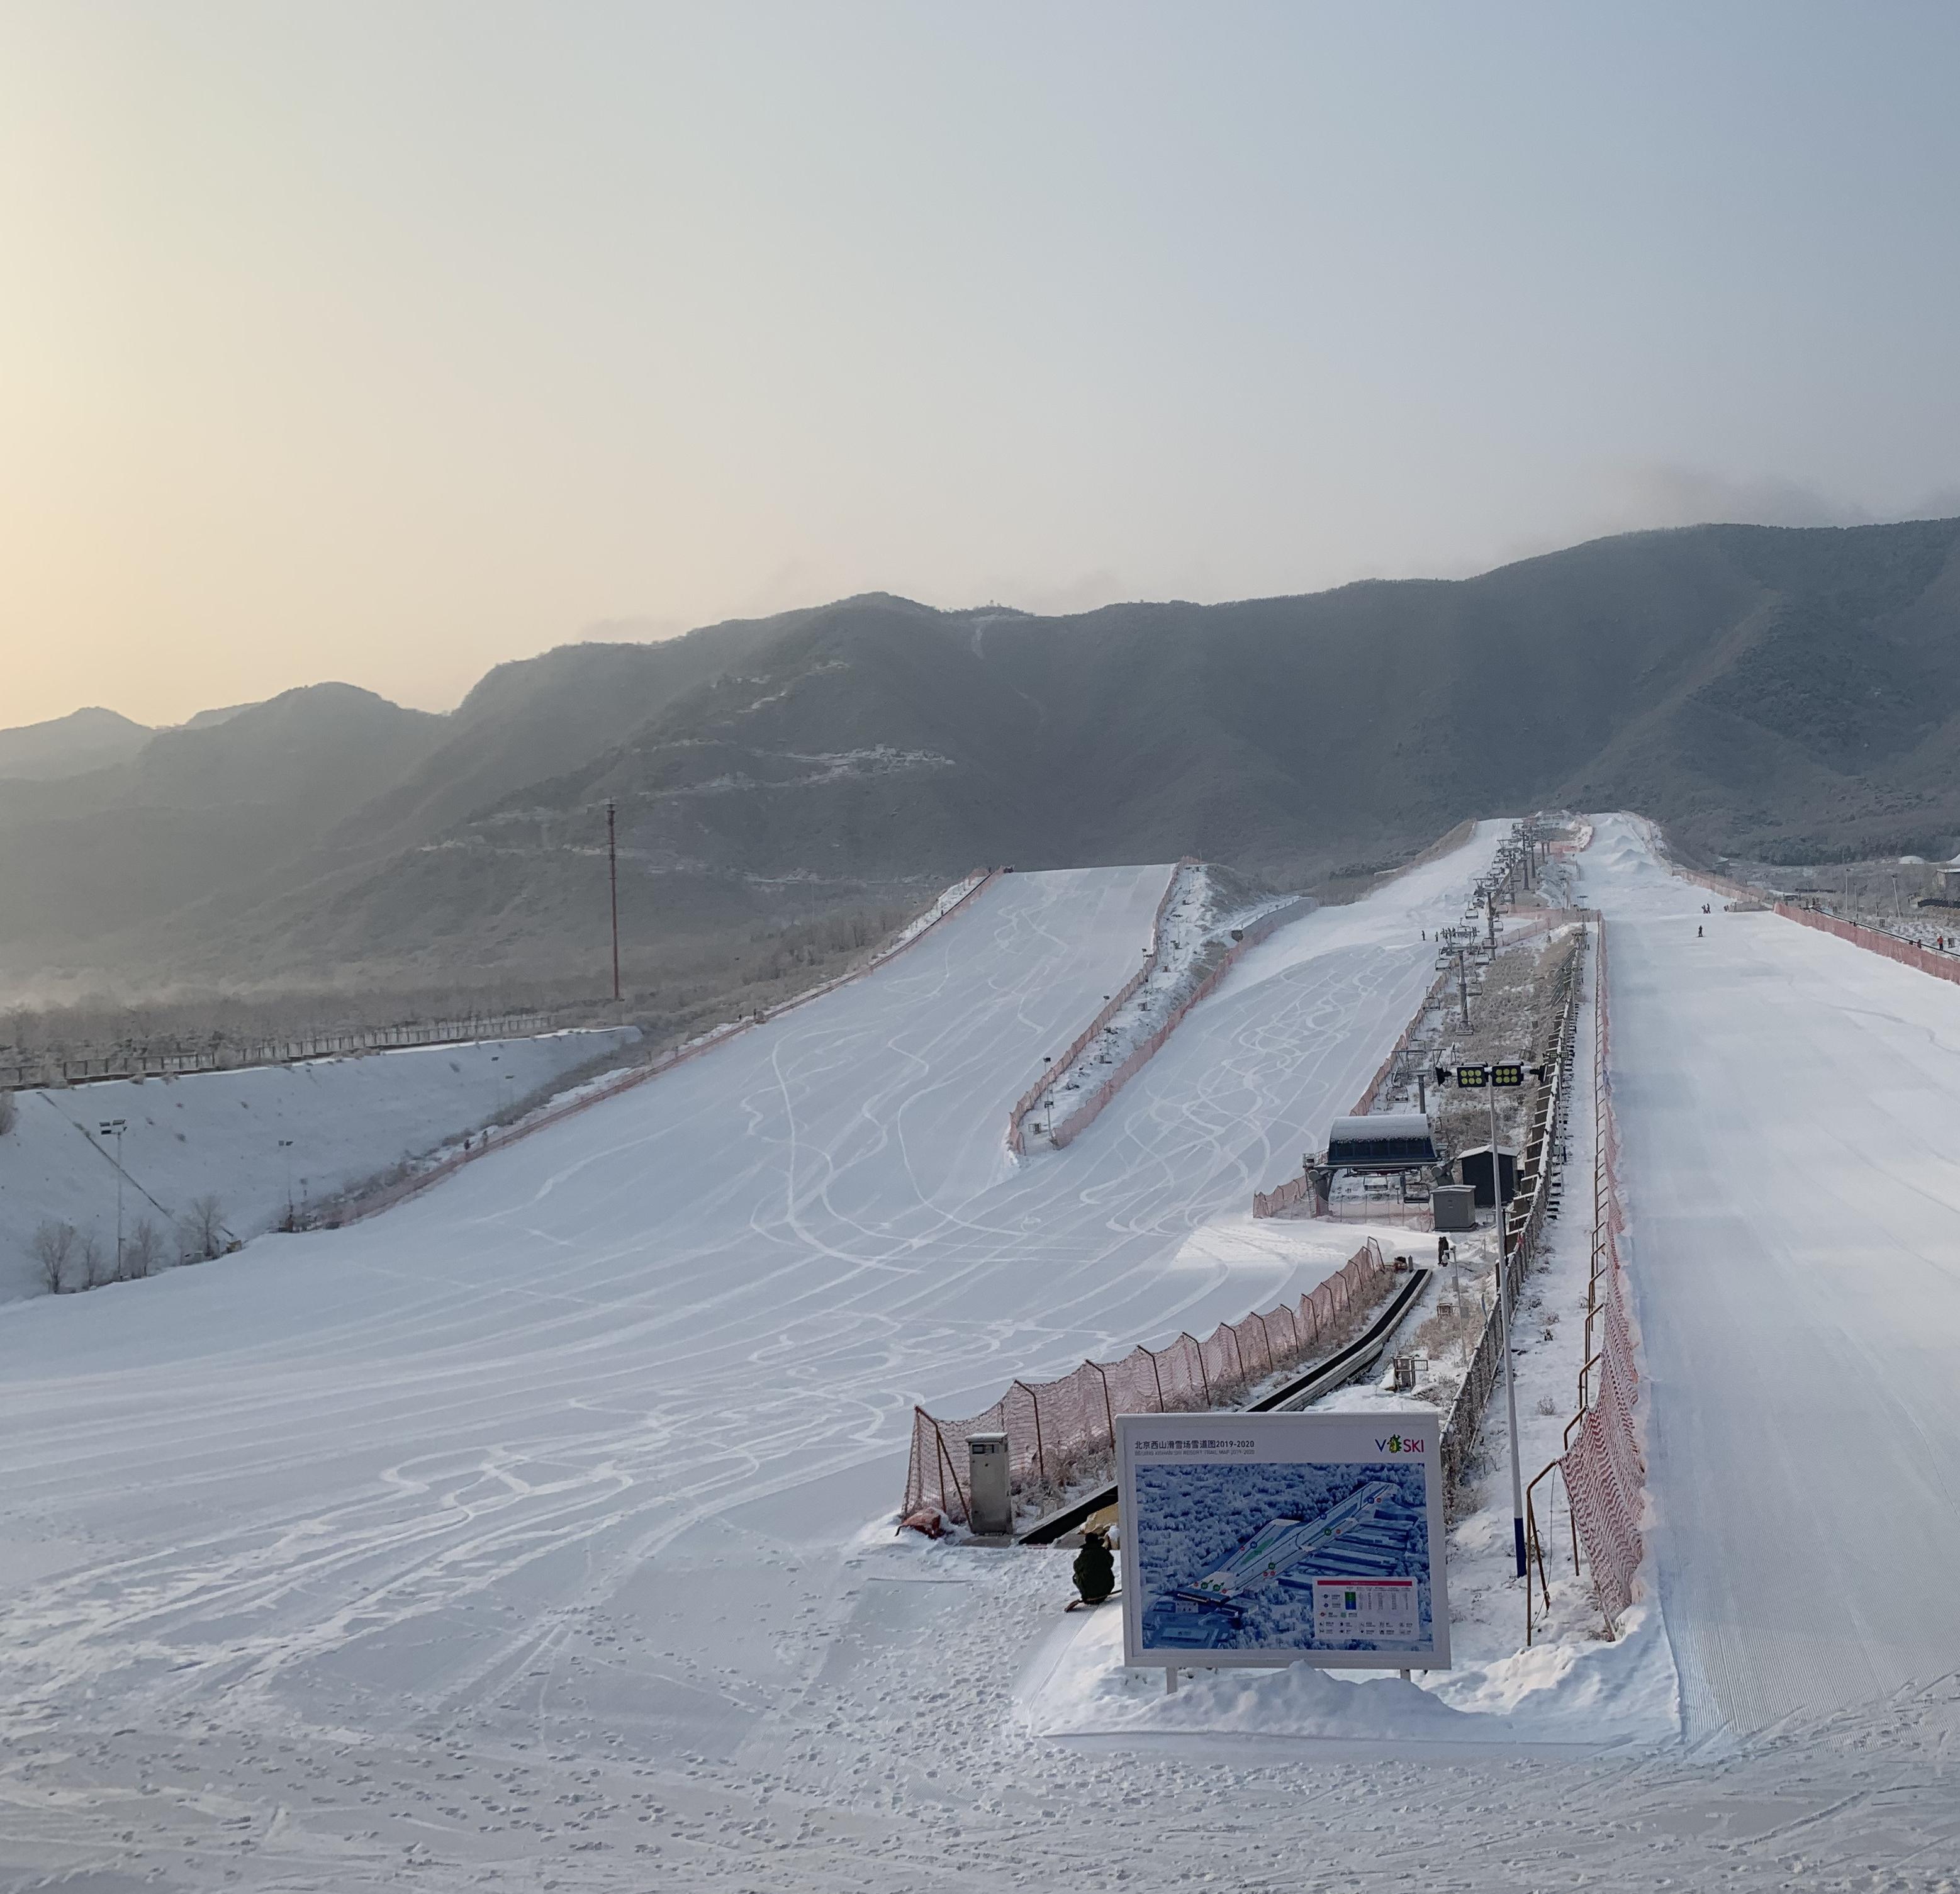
[
  {"xmin": 605, "ymin": 799, "xmax": 622, "ymax": 1004},
  {"xmin": 98, "ymin": 1118, "xmax": 126, "ymax": 1274}
]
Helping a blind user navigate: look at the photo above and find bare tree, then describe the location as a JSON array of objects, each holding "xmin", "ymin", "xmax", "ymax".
[
  {"xmin": 123, "ymin": 1218, "xmax": 162, "ymax": 1281},
  {"xmin": 30, "ymin": 1220, "xmax": 76, "ymax": 1294},
  {"xmin": 77, "ymin": 1232, "xmax": 106, "ymax": 1291},
  {"xmin": 178, "ymin": 1194, "xmax": 227, "ymax": 1263}
]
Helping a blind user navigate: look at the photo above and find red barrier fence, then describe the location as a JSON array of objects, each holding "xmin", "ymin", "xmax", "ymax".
[
  {"xmin": 903, "ymin": 1240, "xmax": 1390, "ymax": 1525},
  {"xmin": 1049, "ymin": 898, "xmax": 1308, "ymax": 1151},
  {"xmin": 337, "ymin": 868, "xmax": 1000, "ymax": 1227},
  {"xmin": 1772, "ymin": 902, "xmax": 1960, "ymax": 988},
  {"xmin": 1252, "ymin": 1171, "xmax": 1315, "ymax": 1219},
  {"xmin": 1005, "ymin": 863, "xmax": 1193, "ymax": 1157},
  {"xmin": 1670, "ymin": 839, "xmax": 1960, "ymax": 987},
  {"xmin": 1552, "ymin": 913, "xmax": 1646, "ymax": 1630}
]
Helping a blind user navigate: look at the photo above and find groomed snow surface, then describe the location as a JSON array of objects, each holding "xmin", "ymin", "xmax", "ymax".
[{"xmin": 4, "ymin": 819, "xmax": 1959, "ymax": 1888}]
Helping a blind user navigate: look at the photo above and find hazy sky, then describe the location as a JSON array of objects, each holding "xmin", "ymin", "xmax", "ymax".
[{"xmin": 5, "ymin": 3, "xmax": 1959, "ymax": 729}]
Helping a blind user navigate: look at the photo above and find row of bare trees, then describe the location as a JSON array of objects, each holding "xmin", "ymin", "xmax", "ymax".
[{"xmin": 30, "ymin": 1194, "xmax": 227, "ymax": 1295}]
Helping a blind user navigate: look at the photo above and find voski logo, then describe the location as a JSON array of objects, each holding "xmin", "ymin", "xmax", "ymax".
[{"xmin": 1375, "ymin": 1433, "xmax": 1424, "ymax": 1454}]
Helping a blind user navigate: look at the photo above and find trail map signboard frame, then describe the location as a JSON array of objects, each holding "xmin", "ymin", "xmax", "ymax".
[{"xmin": 1116, "ymin": 1409, "xmax": 1450, "ymax": 1671}]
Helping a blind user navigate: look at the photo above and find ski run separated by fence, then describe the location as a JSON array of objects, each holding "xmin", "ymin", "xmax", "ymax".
[
  {"xmin": 911, "ymin": 820, "xmax": 1650, "ymax": 1629},
  {"xmin": 325, "ymin": 870, "xmax": 999, "ymax": 1227},
  {"xmin": 1252, "ymin": 903, "xmax": 1591, "ymax": 1219},
  {"xmin": 1004, "ymin": 861, "xmax": 1188, "ymax": 1157},
  {"xmin": 1662, "ymin": 826, "xmax": 1960, "ymax": 989},
  {"xmin": 1771, "ymin": 899, "xmax": 1960, "ymax": 985},
  {"xmin": 1239, "ymin": 821, "xmax": 1612, "ymax": 1543},
  {"xmin": 1537, "ymin": 912, "xmax": 1645, "ymax": 1630},
  {"xmin": 1007, "ymin": 864, "xmax": 1310, "ymax": 1156},
  {"xmin": 1433, "ymin": 926, "xmax": 1586, "ymax": 1518},
  {"xmin": 903, "ymin": 1240, "xmax": 1391, "ymax": 1527}
]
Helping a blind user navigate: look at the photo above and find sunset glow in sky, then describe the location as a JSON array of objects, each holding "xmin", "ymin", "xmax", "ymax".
[{"xmin": 4, "ymin": 2, "xmax": 1959, "ymax": 727}]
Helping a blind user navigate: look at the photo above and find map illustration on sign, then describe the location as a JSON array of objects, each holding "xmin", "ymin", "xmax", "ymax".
[{"xmin": 1117, "ymin": 1411, "xmax": 1449, "ymax": 1670}]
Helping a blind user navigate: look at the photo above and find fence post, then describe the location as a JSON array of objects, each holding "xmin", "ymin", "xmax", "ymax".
[{"xmin": 1019, "ymin": 1382, "xmax": 1048, "ymax": 1487}]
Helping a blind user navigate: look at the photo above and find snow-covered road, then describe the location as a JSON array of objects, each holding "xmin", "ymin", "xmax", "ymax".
[
  {"xmin": 1587, "ymin": 815, "xmax": 1960, "ymax": 1735},
  {"xmin": 0, "ymin": 833, "xmax": 1501, "ymax": 1886}
]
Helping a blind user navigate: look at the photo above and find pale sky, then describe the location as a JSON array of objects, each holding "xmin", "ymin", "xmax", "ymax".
[{"xmin": 4, "ymin": 1, "xmax": 1959, "ymax": 729}]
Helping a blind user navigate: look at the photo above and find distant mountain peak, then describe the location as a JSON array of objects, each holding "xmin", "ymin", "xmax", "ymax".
[{"xmin": 0, "ymin": 705, "xmax": 152, "ymax": 781}]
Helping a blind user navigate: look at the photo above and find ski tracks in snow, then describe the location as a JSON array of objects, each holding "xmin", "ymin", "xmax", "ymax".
[{"xmin": 0, "ymin": 840, "xmax": 1525, "ymax": 1888}]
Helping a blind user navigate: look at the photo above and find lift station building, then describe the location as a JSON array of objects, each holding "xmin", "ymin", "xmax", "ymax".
[{"xmin": 1322, "ymin": 1114, "xmax": 1440, "ymax": 1172}]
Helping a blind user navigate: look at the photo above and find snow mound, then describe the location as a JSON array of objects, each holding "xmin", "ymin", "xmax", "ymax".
[{"xmin": 1021, "ymin": 1594, "xmax": 1678, "ymax": 1749}]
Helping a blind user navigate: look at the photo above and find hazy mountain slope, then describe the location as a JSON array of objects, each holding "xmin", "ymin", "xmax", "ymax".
[
  {"xmin": 327, "ymin": 614, "xmax": 800, "ymax": 856},
  {"xmin": 0, "ymin": 707, "xmax": 151, "ymax": 780},
  {"xmin": 0, "ymin": 686, "xmax": 443, "ymax": 955},
  {"xmin": 195, "ymin": 598, "xmax": 1024, "ymax": 980},
  {"xmin": 8, "ymin": 517, "xmax": 1960, "ymax": 989},
  {"xmin": 299, "ymin": 520, "xmax": 1960, "ymax": 978}
]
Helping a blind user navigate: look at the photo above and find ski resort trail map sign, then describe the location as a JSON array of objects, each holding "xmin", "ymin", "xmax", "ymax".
[{"xmin": 1115, "ymin": 1410, "xmax": 1450, "ymax": 1671}]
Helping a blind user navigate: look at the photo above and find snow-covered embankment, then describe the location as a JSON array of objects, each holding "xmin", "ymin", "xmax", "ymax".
[{"xmin": 0, "ymin": 1027, "xmax": 640, "ymax": 1299}]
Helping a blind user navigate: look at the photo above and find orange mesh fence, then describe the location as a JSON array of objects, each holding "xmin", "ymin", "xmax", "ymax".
[
  {"xmin": 1049, "ymin": 897, "xmax": 1308, "ymax": 1151},
  {"xmin": 1774, "ymin": 902, "xmax": 1960, "ymax": 989},
  {"xmin": 1252, "ymin": 1173, "xmax": 1315, "ymax": 1219},
  {"xmin": 1005, "ymin": 863, "xmax": 1192, "ymax": 1156},
  {"xmin": 1557, "ymin": 910, "xmax": 1647, "ymax": 1628},
  {"xmin": 903, "ymin": 1240, "xmax": 1389, "ymax": 1525},
  {"xmin": 1674, "ymin": 837, "xmax": 1960, "ymax": 993}
]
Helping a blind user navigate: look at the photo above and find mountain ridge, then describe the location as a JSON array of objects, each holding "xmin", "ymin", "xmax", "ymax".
[{"xmin": 8, "ymin": 517, "xmax": 1960, "ymax": 989}]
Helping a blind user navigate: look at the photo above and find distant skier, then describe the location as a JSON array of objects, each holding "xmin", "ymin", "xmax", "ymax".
[{"xmin": 1696, "ymin": 925, "xmax": 1703, "ymax": 938}]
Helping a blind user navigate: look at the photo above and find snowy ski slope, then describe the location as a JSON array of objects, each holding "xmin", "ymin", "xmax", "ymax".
[
  {"xmin": 0, "ymin": 834, "xmax": 1505, "ymax": 1884},
  {"xmin": 1584, "ymin": 814, "xmax": 1960, "ymax": 1734},
  {"xmin": 5, "ymin": 817, "xmax": 1959, "ymax": 1888}
]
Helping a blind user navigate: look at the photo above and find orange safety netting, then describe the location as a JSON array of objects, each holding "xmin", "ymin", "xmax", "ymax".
[
  {"xmin": 1557, "ymin": 914, "xmax": 1646, "ymax": 1626},
  {"xmin": 1005, "ymin": 864, "xmax": 1191, "ymax": 1156},
  {"xmin": 1048, "ymin": 900, "xmax": 1306, "ymax": 1152},
  {"xmin": 903, "ymin": 1240, "xmax": 1389, "ymax": 1525},
  {"xmin": 1774, "ymin": 902, "xmax": 1960, "ymax": 988}
]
